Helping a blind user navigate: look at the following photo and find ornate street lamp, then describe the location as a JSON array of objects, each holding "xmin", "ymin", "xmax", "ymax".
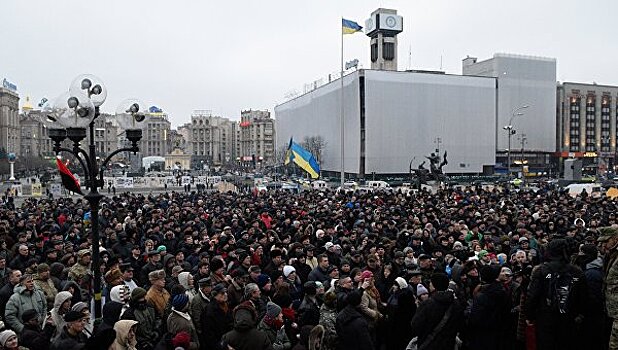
[{"xmin": 43, "ymin": 74, "xmax": 146, "ymax": 318}]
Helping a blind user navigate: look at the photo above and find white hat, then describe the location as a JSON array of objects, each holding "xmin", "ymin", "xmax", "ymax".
[
  {"xmin": 416, "ymin": 284, "xmax": 429, "ymax": 297},
  {"xmin": 324, "ymin": 242, "xmax": 334, "ymax": 250},
  {"xmin": 395, "ymin": 277, "xmax": 408, "ymax": 289},
  {"xmin": 283, "ymin": 265, "xmax": 296, "ymax": 278}
]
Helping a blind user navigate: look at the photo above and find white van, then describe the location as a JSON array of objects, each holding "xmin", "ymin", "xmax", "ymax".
[{"xmin": 367, "ymin": 181, "xmax": 390, "ymax": 191}]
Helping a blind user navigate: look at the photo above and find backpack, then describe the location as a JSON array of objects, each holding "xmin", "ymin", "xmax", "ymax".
[{"xmin": 543, "ymin": 265, "xmax": 577, "ymax": 314}]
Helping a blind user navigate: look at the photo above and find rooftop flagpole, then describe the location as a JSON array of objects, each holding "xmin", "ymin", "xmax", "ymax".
[{"xmin": 340, "ymin": 17, "xmax": 345, "ymax": 188}]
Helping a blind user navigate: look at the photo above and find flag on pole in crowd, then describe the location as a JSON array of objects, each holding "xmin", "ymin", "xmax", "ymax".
[
  {"xmin": 285, "ymin": 138, "xmax": 320, "ymax": 179},
  {"xmin": 56, "ymin": 157, "xmax": 83, "ymax": 195},
  {"xmin": 342, "ymin": 18, "xmax": 363, "ymax": 34}
]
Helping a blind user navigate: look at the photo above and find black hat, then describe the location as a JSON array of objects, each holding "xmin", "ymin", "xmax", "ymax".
[
  {"xmin": 197, "ymin": 277, "xmax": 212, "ymax": 286},
  {"xmin": 430, "ymin": 273, "xmax": 450, "ymax": 292},
  {"xmin": 417, "ymin": 254, "xmax": 431, "ymax": 260},
  {"xmin": 303, "ymin": 281, "xmax": 317, "ymax": 296},
  {"xmin": 64, "ymin": 310, "xmax": 83, "ymax": 322},
  {"xmin": 210, "ymin": 258, "xmax": 225, "ymax": 272},
  {"xmin": 147, "ymin": 250, "xmax": 160, "ymax": 257},
  {"xmin": 21, "ymin": 309, "xmax": 38, "ymax": 323},
  {"xmin": 211, "ymin": 283, "xmax": 227, "ymax": 297},
  {"xmin": 119, "ymin": 263, "xmax": 133, "ymax": 273}
]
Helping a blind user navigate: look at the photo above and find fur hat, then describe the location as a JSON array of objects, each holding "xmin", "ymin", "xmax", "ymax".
[{"xmin": 148, "ymin": 269, "xmax": 166, "ymax": 282}]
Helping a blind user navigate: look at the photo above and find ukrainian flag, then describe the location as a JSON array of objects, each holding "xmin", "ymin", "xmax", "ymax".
[
  {"xmin": 285, "ymin": 138, "xmax": 320, "ymax": 179},
  {"xmin": 342, "ymin": 18, "xmax": 363, "ymax": 34}
]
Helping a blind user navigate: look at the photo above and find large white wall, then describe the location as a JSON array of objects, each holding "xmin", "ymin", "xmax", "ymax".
[
  {"xmin": 464, "ymin": 54, "xmax": 557, "ymax": 153},
  {"xmin": 275, "ymin": 72, "xmax": 360, "ymax": 173},
  {"xmin": 363, "ymin": 70, "xmax": 496, "ymax": 174}
]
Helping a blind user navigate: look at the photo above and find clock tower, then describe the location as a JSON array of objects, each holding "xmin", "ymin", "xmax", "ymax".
[{"xmin": 365, "ymin": 8, "xmax": 403, "ymax": 71}]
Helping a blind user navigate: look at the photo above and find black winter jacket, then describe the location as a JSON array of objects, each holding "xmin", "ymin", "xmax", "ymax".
[
  {"xmin": 335, "ymin": 305, "xmax": 373, "ymax": 350},
  {"xmin": 410, "ymin": 291, "xmax": 464, "ymax": 350}
]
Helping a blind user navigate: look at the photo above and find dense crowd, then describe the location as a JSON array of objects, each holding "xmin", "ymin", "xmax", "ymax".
[{"xmin": 0, "ymin": 183, "xmax": 614, "ymax": 350}]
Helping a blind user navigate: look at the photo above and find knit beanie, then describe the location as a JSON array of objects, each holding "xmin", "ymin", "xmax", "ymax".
[
  {"xmin": 172, "ymin": 331, "xmax": 191, "ymax": 348},
  {"xmin": 416, "ymin": 284, "xmax": 429, "ymax": 297},
  {"xmin": 395, "ymin": 276, "xmax": 408, "ymax": 289},
  {"xmin": 265, "ymin": 302, "xmax": 282, "ymax": 320},
  {"xmin": 131, "ymin": 287, "xmax": 147, "ymax": 301},
  {"xmin": 283, "ymin": 265, "xmax": 296, "ymax": 278},
  {"xmin": 0, "ymin": 330, "xmax": 16, "ymax": 346},
  {"xmin": 172, "ymin": 294, "xmax": 190, "ymax": 310},
  {"xmin": 256, "ymin": 274, "xmax": 271, "ymax": 289}
]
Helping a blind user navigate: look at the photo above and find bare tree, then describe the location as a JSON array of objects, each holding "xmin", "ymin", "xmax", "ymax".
[{"xmin": 301, "ymin": 135, "xmax": 327, "ymax": 164}]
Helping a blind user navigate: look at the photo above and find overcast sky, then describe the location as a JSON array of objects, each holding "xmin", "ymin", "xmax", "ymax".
[{"xmin": 2, "ymin": 0, "xmax": 617, "ymax": 127}]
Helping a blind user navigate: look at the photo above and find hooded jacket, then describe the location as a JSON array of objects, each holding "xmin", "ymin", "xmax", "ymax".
[
  {"xmin": 45, "ymin": 291, "xmax": 72, "ymax": 340},
  {"xmin": 222, "ymin": 303, "xmax": 272, "ymax": 350},
  {"xmin": 178, "ymin": 271, "xmax": 197, "ymax": 301},
  {"xmin": 5, "ymin": 284, "xmax": 47, "ymax": 333},
  {"xmin": 112, "ymin": 319, "xmax": 138, "ymax": 350}
]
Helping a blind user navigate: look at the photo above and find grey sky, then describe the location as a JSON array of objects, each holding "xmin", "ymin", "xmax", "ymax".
[{"xmin": 2, "ymin": 0, "xmax": 617, "ymax": 127}]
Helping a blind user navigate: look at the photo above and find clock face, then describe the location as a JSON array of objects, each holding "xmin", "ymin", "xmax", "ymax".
[
  {"xmin": 385, "ymin": 16, "xmax": 397, "ymax": 28},
  {"xmin": 367, "ymin": 18, "xmax": 374, "ymax": 30}
]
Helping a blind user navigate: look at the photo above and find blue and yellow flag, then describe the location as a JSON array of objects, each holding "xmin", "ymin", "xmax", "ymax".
[
  {"xmin": 342, "ymin": 18, "xmax": 363, "ymax": 34},
  {"xmin": 285, "ymin": 138, "xmax": 320, "ymax": 179}
]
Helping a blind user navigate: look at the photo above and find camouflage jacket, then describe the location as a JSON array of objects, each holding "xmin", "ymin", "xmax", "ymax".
[
  {"xmin": 33, "ymin": 275, "xmax": 58, "ymax": 310},
  {"xmin": 605, "ymin": 250, "xmax": 618, "ymax": 317}
]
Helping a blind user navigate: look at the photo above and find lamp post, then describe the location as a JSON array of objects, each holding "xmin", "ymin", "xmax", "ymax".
[
  {"xmin": 503, "ymin": 105, "xmax": 529, "ymax": 176},
  {"xmin": 44, "ymin": 75, "xmax": 146, "ymax": 319}
]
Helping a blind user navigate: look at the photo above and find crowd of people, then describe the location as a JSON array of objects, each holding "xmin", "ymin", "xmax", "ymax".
[{"xmin": 0, "ymin": 183, "xmax": 614, "ymax": 350}]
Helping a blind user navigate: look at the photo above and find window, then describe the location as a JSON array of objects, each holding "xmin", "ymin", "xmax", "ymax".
[
  {"xmin": 383, "ymin": 42, "xmax": 395, "ymax": 60},
  {"xmin": 371, "ymin": 43, "xmax": 378, "ymax": 62}
]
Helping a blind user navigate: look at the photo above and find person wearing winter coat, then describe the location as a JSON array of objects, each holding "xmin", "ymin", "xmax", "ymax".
[
  {"xmin": 335, "ymin": 290, "xmax": 373, "ymax": 350},
  {"xmin": 221, "ymin": 301, "xmax": 273, "ymax": 350},
  {"xmin": 318, "ymin": 292, "xmax": 337, "ymax": 350},
  {"xmin": 385, "ymin": 277, "xmax": 416, "ymax": 350},
  {"xmin": 43, "ymin": 291, "xmax": 72, "ymax": 341},
  {"xmin": 177, "ymin": 272, "xmax": 197, "ymax": 302},
  {"xmin": 467, "ymin": 265, "xmax": 511, "ymax": 350},
  {"xmin": 166, "ymin": 294, "xmax": 199, "ymax": 350},
  {"xmin": 409, "ymin": 273, "xmax": 464, "ymax": 350},
  {"xmin": 121, "ymin": 287, "xmax": 160, "ymax": 350},
  {"xmin": 18, "ymin": 309, "xmax": 50, "ymax": 350},
  {"xmin": 0, "ymin": 329, "xmax": 28, "ymax": 350},
  {"xmin": 576, "ymin": 244, "xmax": 608, "ymax": 349},
  {"xmin": 189, "ymin": 277, "xmax": 211, "ymax": 345},
  {"xmin": 33, "ymin": 263, "xmax": 58, "ymax": 310},
  {"xmin": 524, "ymin": 239, "xmax": 587, "ymax": 349},
  {"xmin": 5, "ymin": 274, "xmax": 47, "ymax": 333},
  {"xmin": 112, "ymin": 319, "xmax": 138, "ymax": 350},
  {"xmin": 297, "ymin": 282, "xmax": 320, "ymax": 328},
  {"xmin": 201, "ymin": 284, "xmax": 233, "ymax": 350},
  {"xmin": 50, "ymin": 310, "xmax": 89, "ymax": 350},
  {"xmin": 257, "ymin": 302, "xmax": 292, "ymax": 350}
]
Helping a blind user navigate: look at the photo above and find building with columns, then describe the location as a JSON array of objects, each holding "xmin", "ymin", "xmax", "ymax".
[{"xmin": 188, "ymin": 110, "xmax": 236, "ymax": 168}]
